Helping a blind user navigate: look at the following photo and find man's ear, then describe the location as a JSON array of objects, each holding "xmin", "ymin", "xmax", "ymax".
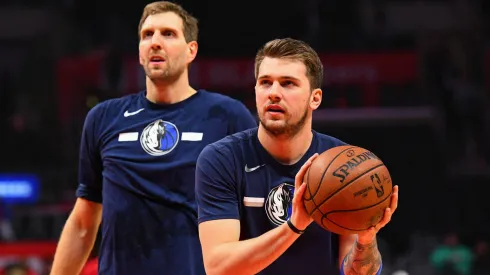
[{"xmin": 310, "ymin": 88, "xmax": 322, "ymax": 110}]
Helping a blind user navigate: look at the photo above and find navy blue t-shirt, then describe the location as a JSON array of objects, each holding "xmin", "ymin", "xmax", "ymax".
[
  {"xmin": 196, "ymin": 128, "xmax": 347, "ymax": 275},
  {"xmin": 76, "ymin": 90, "xmax": 257, "ymax": 275}
]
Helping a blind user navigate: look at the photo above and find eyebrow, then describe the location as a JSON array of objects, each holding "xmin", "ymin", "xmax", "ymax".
[
  {"xmin": 257, "ymin": 75, "xmax": 301, "ymax": 81},
  {"xmin": 140, "ymin": 26, "xmax": 179, "ymax": 35}
]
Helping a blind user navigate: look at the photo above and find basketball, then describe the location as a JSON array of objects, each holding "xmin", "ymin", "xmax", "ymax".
[{"xmin": 303, "ymin": 145, "xmax": 393, "ymax": 235}]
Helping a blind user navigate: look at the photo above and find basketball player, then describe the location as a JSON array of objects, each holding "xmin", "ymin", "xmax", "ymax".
[
  {"xmin": 195, "ymin": 38, "xmax": 399, "ymax": 275},
  {"xmin": 50, "ymin": 2, "xmax": 257, "ymax": 275}
]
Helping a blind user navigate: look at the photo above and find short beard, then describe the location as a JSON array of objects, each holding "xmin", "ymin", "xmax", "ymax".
[
  {"xmin": 144, "ymin": 62, "xmax": 185, "ymax": 84},
  {"xmin": 258, "ymin": 105, "xmax": 309, "ymax": 138}
]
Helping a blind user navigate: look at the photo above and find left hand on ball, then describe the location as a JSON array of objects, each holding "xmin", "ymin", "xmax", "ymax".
[{"xmin": 357, "ymin": 185, "xmax": 399, "ymax": 245}]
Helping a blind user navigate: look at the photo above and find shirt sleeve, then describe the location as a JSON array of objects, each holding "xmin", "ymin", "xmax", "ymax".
[
  {"xmin": 75, "ymin": 104, "xmax": 104, "ymax": 203},
  {"xmin": 228, "ymin": 99, "xmax": 257, "ymax": 133},
  {"xmin": 195, "ymin": 144, "xmax": 240, "ymax": 224}
]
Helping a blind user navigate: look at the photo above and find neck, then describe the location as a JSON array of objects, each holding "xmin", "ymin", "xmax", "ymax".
[
  {"xmin": 258, "ymin": 121, "xmax": 313, "ymax": 165},
  {"xmin": 146, "ymin": 72, "xmax": 196, "ymax": 104}
]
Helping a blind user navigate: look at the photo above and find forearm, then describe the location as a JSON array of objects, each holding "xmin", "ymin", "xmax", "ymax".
[
  {"xmin": 50, "ymin": 216, "xmax": 99, "ymax": 275},
  {"xmin": 342, "ymin": 237, "xmax": 382, "ymax": 275},
  {"xmin": 206, "ymin": 223, "xmax": 300, "ymax": 275}
]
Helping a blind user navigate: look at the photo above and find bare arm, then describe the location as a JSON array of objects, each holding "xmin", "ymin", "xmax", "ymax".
[
  {"xmin": 199, "ymin": 219, "xmax": 302, "ymax": 275},
  {"xmin": 339, "ymin": 234, "xmax": 357, "ymax": 268},
  {"xmin": 50, "ymin": 198, "xmax": 102, "ymax": 275},
  {"xmin": 342, "ymin": 236, "xmax": 382, "ymax": 275},
  {"xmin": 341, "ymin": 185, "xmax": 399, "ymax": 275}
]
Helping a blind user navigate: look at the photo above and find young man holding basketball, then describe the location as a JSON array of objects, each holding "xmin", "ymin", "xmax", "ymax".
[
  {"xmin": 50, "ymin": 2, "xmax": 256, "ymax": 275},
  {"xmin": 195, "ymin": 38, "xmax": 399, "ymax": 275}
]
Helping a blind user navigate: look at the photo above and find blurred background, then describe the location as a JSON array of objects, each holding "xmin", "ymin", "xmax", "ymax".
[{"xmin": 0, "ymin": 0, "xmax": 489, "ymax": 274}]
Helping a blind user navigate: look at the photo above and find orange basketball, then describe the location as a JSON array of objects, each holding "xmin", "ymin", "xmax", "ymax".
[{"xmin": 303, "ymin": 145, "xmax": 393, "ymax": 235}]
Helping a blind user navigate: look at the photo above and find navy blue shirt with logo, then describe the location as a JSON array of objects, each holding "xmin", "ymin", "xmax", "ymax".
[
  {"xmin": 195, "ymin": 128, "xmax": 347, "ymax": 275},
  {"xmin": 76, "ymin": 90, "xmax": 257, "ymax": 275}
]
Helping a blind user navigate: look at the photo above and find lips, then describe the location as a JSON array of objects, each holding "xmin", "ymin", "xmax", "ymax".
[
  {"xmin": 266, "ymin": 104, "xmax": 285, "ymax": 113},
  {"xmin": 150, "ymin": 55, "xmax": 165, "ymax": 62}
]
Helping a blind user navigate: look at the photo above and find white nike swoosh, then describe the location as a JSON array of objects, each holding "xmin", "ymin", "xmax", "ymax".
[
  {"xmin": 245, "ymin": 164, "xmax": 265, "ymax": 172},
  {"xmin": 124, "ymin": 108, "xmax": 145, "ymax": 117}
]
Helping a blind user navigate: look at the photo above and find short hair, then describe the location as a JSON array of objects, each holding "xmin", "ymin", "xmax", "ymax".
[
  {"xmin": 138, "ymin": 1, "xmax": 198, "ymax": 43},
  {"xmin": 254, "ymin": 38, "xmax": 324, "ymax": 89}
]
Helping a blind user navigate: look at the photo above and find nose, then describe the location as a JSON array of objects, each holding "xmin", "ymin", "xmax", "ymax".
[
  {"xmin": 151, "ymin": 32, "xmax": 164, "ymax": 50},
  {"xmin": 268, "ymin": 81, "xmax": 282, "ymax": 102}
]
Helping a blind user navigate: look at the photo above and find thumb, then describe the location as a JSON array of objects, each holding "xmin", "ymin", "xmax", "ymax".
[{"xmin": 294, "ymin": 182, "xmax": 307, "ymax": 204}]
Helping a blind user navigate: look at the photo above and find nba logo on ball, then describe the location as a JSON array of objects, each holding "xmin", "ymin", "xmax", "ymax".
[
  {"xmin": 140, "ymin": 119, "xmax": 179, "ymax": 156},
  {"xmin": 265, "ymin": 183, "xmax": 295, "ymax": 226}
]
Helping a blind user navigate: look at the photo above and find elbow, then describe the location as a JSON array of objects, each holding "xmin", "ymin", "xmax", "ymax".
[
  {"xmin": 204, "ymin": 257, "xmax": 226, "ymax": 275},
  {"xmin": 68, "ymin": 212, "xmax": 100, "ymax": 240},
  {"xmin": 203, "ymin": 253, "xmax": 239, "ymax": 275}
]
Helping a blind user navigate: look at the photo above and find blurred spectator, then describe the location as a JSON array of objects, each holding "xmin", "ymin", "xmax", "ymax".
[
  {"xmin": 473, "ymin": 240, "xmax": 490, "ymax": 275},
  {"xmin": 444, "ymin": 72, "xmax": 489, "ymax": 166},
  {"xmin": 0, "ymin": 263, "xmax": 33, "ymax": 275},
  {"xmin": 0, "ymin": 201, "xmax": 15, "ymax": 242},
  {"xmin": 429, "ymin": 232, "xmax": 474, "ymax": 275}
]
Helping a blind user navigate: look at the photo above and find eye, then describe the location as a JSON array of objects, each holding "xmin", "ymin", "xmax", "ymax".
[
  {"xmin": 281, "ymin": 80, "xmax": 295, "ymax": 87},
  {"xmin": 143, "ymin": 31, "xmax": 153, "ymax": 38},
  {"xmin": 259, "ymin": 79, "xmax": 271, "ymax": 86},
  {"xmin": 163, "ymin": 30, "xmax": 175, "ymax": 37}
]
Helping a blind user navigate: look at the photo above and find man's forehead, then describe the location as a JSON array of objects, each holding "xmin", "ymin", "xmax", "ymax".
[
  {"xmin": 141, "ymin": 12, "xmax": 183, "ymax": 31},
  {"xmin": 258, "ymin": 57, "xmax": 307, "ymax": 79}
]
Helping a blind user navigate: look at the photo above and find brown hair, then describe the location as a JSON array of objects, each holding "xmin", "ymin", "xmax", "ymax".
[
  {"xmin": 138, "ymin": 1, "xmax": 198, "ymax": 43},
  {"xmin": 254, "ymin": 38, "xmax": 324, "ymax": 89}
]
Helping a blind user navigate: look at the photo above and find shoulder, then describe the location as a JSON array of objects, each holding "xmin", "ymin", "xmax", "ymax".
[
  {"xmin": 88, "ymin": 93, "xmax": 139, "ymax": 116},
  {"xmin": 83, "ymin": 93, "xmax": 140, "ymax": 132},
  {"xmin": 198, "ymin": 90, "xmax": 249, "ymax": 110},
  {"xmin": 210, "ymin": 127, "xmax": 256, "ymax": 152},
  {"xmin": 198, "ymin": 128, "xmax": 257, "ymax": 162},
  {"xmin": 100, "ymin": 92, "xmax": 140, "ymax": 111},
  {"xmin": 198, "ymin": 89, "xmax": 241, "ymax": 104}
]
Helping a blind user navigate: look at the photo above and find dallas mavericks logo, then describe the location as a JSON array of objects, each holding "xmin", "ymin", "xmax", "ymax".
[
  {"xmin": 140, "ymin": 119, "xmax": 179, "ymax": 156},
  {"xmin": 265, "ymin": 183, "xmax": 295, "ymax": 226}
]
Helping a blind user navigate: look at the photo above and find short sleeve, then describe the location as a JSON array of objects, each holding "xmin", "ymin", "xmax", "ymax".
[
  {"xmin": 228, "ymin": 100, "xmax": 257, "ymax": 134},
  {"xmin": 195, "ymin": 144, "xmax": 240, "ymax": 224},
  {"xmin": 75, "ymin": 104, "xmax": 104, "ymax": 203}
]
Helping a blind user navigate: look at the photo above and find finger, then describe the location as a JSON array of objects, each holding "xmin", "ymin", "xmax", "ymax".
[
  {"xmin": 296, "ymin": 153, "xmax": 318, "ymax": 182},
  {"xmin": 360, "ymin": 226, "xmax": 376, "ymax": 239},
  {"xmin": 293, "ymin": 183, "xmax": 305, "ymax": 208},
  {"xmin": 377, "ymin": 208, "xmax": 392, "ymax": 229},
  {"xmin": 369, "ymin": 226, "xmax": 377, "ymax": 235},
  {"xmin": 294, "ymin": 182, "xmax": 307, "ymax": 201},
  {"xmin": 390, "ymin": 185, "xmax": 399, "ymax": 213},
  {"xmin": 295, "ymin": 153, "xmax": 319, "ymax": 189},
  {"xmin": 305, "ymin": 153, "xmax": 319, "ymax": 164},
  {"xmin": 295, "ymin": 183, "xmax": 314, "ymax": 221}
]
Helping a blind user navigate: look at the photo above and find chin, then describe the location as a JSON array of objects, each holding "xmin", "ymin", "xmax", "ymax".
[
  {"xmin": 147, "ymin": 70, "xmax": 171, "ymax": 80},
  {"xmin": 261, "ymin": 120, "xmax": 288, "ymax": 134}
]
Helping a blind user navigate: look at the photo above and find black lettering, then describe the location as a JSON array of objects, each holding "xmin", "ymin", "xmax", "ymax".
[
  {"xmin": 346, "ymin": 160, "xmax": 358, "ymax": 169},
  {"xmin": 357, "ymin": 153, "xmax": 368, "ymax": 162},
  {"xmin": 370, "ymin": 173, "xmax": 384, "ymax": 197},
  {"xmin": 365, "ymin": 151, "xmax": 379, "ymax": 160},
  {"xmin": 332, "ymin": 164, "xmax": 350, "ymax": 183},
  {"xmin": 334, "ymin": 151, "xmax": 380, "ymax": 184},
  {"xmin": 354, "ymin": 186, "xmax": 373, "ymax": 197},
  {"xmin": 350, "ymin": 156, "xmax": 362, "ymax": 165}
]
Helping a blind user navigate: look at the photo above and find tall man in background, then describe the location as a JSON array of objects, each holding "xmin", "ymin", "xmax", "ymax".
[{"xmin": 50, "ymin": 2, "xmax": 257, "ymax": 275}]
